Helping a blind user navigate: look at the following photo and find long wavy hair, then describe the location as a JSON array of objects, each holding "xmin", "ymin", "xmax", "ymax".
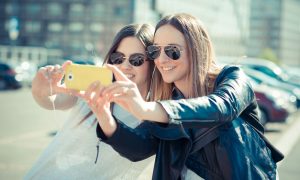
[
  {"xmin": 79, "ymin": 24, "xmax": 155, "ymax": 126},
  {"xmin": 150, "ymin": 13, "xmax": 221, "ymax": 101}
]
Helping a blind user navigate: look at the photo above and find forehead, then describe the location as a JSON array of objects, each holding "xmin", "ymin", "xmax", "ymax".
[
  {"xmin": 116, "ymin": 37, "xmax": 145, "ymax": 55},
  {"xmin": 154, "ymin": 24, "xmax": 186, "ymax": 46}
]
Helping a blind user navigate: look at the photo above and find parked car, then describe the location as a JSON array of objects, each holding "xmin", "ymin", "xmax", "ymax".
[
  {"xmin": 243, "ymin": 67, "xmax": 300, "ymax": 108},
  {"xmin": 218, "ymin": 57, "xmax": 300, "ymax": 108},
  {"xmin": 281, "ymin": 65, "xmax": 300, "ymax": 85},
  {"xmin": 0, "ymin": 62, "xmax": 22, "ymax": 90},
  {"xmin": 249, "ymin": 78, "xmax": 297, "ymax": 125},
  {"xmin": 218, "ymin": 56, "xmax": 300, "ymax": 87}
]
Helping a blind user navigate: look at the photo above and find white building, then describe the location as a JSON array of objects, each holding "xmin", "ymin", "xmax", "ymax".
[{"xmin": 154, "ymin": 0, "xmax": 250, "ymax": 57}]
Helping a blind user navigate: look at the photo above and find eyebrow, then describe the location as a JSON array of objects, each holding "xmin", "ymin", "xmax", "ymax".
[
  {"xmin": 153, "ymin": 43, "xmax": 184, "ymax": 47},
  {"xmin": 114, "ymin": 51, "xmax": 145, "ymax": 56}
]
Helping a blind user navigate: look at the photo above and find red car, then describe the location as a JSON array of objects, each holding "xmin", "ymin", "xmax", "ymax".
[{"xmin": 251, "ymin": 80, "xmax": 297, "ymax": 125}]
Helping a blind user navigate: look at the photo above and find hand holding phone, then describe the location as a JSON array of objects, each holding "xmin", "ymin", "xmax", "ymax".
[{"xmin": 64, "ymin": 64, "xmax": 113, "ymax": 91}]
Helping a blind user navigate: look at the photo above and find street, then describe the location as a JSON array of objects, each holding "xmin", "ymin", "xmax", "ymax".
[
  {"xmin": 0, "ymin": 88, "xmax": 300, "ymax": 179},
  {"xmin": 0, "ymin": 88, "xmax": 69, "ymax": 179}
]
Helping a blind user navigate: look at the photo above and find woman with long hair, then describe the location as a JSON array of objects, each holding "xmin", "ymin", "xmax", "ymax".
[
  {"xmin": 83, "ymin": 13, "xmax": 283, "ymax": 179},
  {"xmin": 26, "ymin": 23, "xmax": 155, "ymax": 180}
]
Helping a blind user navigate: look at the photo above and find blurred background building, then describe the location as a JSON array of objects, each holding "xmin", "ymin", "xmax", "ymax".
[
  {"xmin": 0, "ymin": 0, "xmax": 158, "ymax": 66},
  {"xmin": 248, "ymin": 0, "xmax": 300, "ymax": 66},
  {"xmin": 154, "ymin": 0, "xmax": 251, "ymax": 60},
  {"xmin": 0, "ymin": 0, "xmax": 299, "ymax": 67}
]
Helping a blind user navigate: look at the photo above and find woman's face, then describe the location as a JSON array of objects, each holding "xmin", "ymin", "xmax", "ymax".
[
  {"xmin": 153, "ymin": 24, "xmax": 190, "ymax": 87},
  {"xmin": 114, "ymin": 37, "xmax": 151, "ymax": 92}
]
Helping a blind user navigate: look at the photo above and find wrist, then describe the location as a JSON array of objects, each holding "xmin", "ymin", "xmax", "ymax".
[
  {"xmin": 140, "ymin": 101, "xmax": 169, "ymax": 123},
  {"xmin": 139, "ymin": 101, "xmax": 157, "ymax": 120},
  {"xmin": 96, "ymin": 114, "xmax": 117, "ymax": 138}
]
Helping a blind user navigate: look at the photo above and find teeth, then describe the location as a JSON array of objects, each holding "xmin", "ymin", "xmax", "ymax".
[
  {"xmin": 125, "ymin": 74, "xmax": 134, "ymax": 78},
  {"xmin": 162, "ymin": 66, "xmax": 175, "ymax": 71}
]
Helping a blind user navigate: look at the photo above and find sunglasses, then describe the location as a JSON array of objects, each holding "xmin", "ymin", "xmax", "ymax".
[
  {"xmin": 109, "ymin": 52, "xmax": 146, "ymax": 67},
  {"xmin": 146, "ymin": 44, "xmax": 183, "ymax": 61}
]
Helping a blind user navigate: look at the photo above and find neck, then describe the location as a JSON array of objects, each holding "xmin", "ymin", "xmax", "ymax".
[
  {"xmin": 138, "ymin": 84, "xmax": 149, "ymax": 100},
  {"xmin": 174, "ymin": 81, "xmax": 189, "ymax": 98},
  {"xmin": 173, "ymin": 74, "xmax": 191, "ymax": 98}
]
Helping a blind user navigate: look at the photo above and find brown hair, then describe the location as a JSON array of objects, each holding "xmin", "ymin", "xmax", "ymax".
[
  {"xmin": 150, "ymin": 13, "xmax": 221, "ymax": 101},
  {"xmin": 78, "ymin": 24, "xmax": 155, "ymax": 126}
]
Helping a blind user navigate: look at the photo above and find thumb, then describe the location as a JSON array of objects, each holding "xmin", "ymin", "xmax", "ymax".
[{"xmin": 105, "ymin": 64, "xmax": 130, "ymax": 82}]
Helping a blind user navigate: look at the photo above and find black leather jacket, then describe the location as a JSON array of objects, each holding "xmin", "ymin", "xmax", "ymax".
[{"xmin": 96, "ymin": 66, "xmax": 284, "ymax": 180}]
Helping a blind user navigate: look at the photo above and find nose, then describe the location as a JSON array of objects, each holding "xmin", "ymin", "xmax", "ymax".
[
  {"xmin": 156, "ymin": 50, "xmax": 170, "ymax": 64},
  {"xmin": 119, "ymin": 59, "xmax": 132, "ymax": 70}
]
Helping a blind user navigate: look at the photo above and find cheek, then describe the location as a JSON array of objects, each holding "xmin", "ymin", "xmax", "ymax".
[
  {"xmin": 180, "ymin": 51, "xmax": 189, "ymax": 62},
  {"xmin": 136, "ymin": 65, "xmax": 150, "ymax": 80},
  {"xmin": 179, "ymin": 53, "xmax": 190, "ymax": 68}
]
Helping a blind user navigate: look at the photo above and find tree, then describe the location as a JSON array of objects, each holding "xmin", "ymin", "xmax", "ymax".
[{"xmin": 259, "ymin": 48, "xmax": 279, "ymax": 64}]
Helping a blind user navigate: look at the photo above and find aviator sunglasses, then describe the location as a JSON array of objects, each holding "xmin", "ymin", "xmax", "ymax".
[
  {"xmin": 146, "ymin": 44, "xmax": 183, "ymax": 61},
  {"xmin": 109, "ymin": 52, "xmax": 146, "ymax": 67}
]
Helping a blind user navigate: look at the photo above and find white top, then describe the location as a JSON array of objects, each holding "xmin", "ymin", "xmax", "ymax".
[{"xmin": 24, "ymin": 100, "xmax": 154, "ymax": 180}]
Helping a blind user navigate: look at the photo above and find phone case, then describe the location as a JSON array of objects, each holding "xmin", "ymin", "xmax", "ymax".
[{"xmin": 64, "ymin": 64, "xmax": 112, "ymax": 91}]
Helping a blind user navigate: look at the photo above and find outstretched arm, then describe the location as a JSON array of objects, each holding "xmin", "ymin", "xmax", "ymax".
[
  {"xmin": 157, "ymin": 66, "xmax": 255, "ymax": 126},
  {"xmin": 104, "ymin": 65, "xmax": 254, "ymax": 126}
]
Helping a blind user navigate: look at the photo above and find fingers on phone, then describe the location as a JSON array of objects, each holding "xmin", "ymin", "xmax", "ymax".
[
  {"xmin": 38, "ymin": 65, "xmax": 58, "ymax": 79},
  {"xmin": 105, "ymin": 64, "xmax": 130, "ymax": 82},
  {"xmin": 85, "ymin": 81, "xmax": 100, "ymax": 100},
  {"xmin": 84, "ymin": 81, "xmax": 110, "ymax": 110},
  {"xmin": 62, "ymin": 60, "xmax": 73, "ymax": 70},
  {"xmin": 102, "ymin": 81, "xmax": 130, "ymax": 96}
]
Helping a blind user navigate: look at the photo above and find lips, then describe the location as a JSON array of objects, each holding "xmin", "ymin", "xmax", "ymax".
[
  {"xmin": 161, "ymin": 66, "xmax": 175, "ymax": 71},
  {"xmin": 124, "ymin": 73, "xmax": 135, "ymax": 79}
]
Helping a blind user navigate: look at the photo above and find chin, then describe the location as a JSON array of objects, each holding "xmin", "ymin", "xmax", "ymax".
[{"xmin": 162, "ymin": 77, "xmax": 174, "ymax": 84}]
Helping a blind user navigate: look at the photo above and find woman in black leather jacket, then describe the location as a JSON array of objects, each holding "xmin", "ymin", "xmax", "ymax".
[{"xmin": 82, "ymin": 13, "xmax": 284, "ymax": 179}]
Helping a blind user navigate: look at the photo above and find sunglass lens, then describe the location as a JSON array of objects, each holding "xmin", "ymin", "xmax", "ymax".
[
  {"xmin": 129, "ymin": 54, "xmax": 145, "ymax": 66},
  {"xmin": 110, "ymin": 52, "xmax": 124, "ymax": 64},
  {"xmin": 165, "ymin": 45, "xmax": 180, "ymax": 60},
  {"xmin": 147, "ymin": 45, "xmax": 160, "ymax": 60}
]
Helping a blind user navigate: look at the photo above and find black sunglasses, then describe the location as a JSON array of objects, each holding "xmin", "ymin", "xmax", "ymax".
[
  {"xmin": 146, "ymin": 44, "xmax": 183, "ymax": 61},
  {"xmin": 109, "ymin": 52, "xmax": 146, "ymax": 67}
]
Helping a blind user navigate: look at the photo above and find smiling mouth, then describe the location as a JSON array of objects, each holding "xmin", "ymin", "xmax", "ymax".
[
  {"xmin": 124, "ymin": 73, "xmax": 135, "ymax": 78},
  {"xmin": 162, "ymin": 66, "xmax": 175, "ymax": 71}
]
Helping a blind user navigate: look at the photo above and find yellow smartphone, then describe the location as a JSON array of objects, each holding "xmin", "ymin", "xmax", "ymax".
[{"xmin": 64, "ymin": 64, "xmax": 113, "ymax": 91}]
